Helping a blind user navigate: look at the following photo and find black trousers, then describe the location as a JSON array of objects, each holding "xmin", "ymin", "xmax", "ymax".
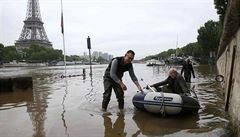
[
  {"xmin": 184, "ymin": 73, "xmax": 191, "ymax": 82},
  {"xmin": 102, "ymin": 78, "xmax": 124, "ymax": 109}
]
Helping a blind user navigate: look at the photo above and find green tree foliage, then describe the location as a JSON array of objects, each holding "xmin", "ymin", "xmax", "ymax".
[
  {"xmin": 158, "ymin": 49, "xmax": 176, "ymax": 58},
  {"xmin": 143, "ymin": 49, "xmax": 176, "ymax": 61},
  {"xmin": 0, "ymin": 43, "xmax": 4, "ymax": 61},
  {"xmin": 2, "ymin": 46, "xmax": 21, "ymax": 62},
  {"xmin": 142, "ymin": 55, "xmax": 157, "ymax": 61},
  {"xmin": 66, "ymin": 55, "xmax": 83, "ymax": 61},
  {"xmin": 197, "ymin": 20, "xmax": 222, "ymax": 56},
  {"xmin": 0, "ymin": 43, "xmax": 4, "ymax": 48},
  {"xmin": 141, "ymin": 42, "xmax": 204, "ymax": 63},
  {"xmin": 181, "ymin": 42, "xmax": 202, "ymax": 57},
  {"xmin": 97, "ymin": 56, "xmax": 108, "ymax": 63},
  {"xmin": 23, "ymin": 44, "xmax": 63, "ymax": 62},
  {"xmin": 214, "ymin": 0, "xmax": 228, "ymax": 25}
]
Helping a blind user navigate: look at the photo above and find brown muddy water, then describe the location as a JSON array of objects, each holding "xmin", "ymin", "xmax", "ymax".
[{"xmin": 0, "ymin": 64, "xmax": 230, "ymax": 137}]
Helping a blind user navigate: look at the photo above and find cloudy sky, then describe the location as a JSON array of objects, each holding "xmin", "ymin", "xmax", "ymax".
[{"xmin": 0, "ymin": 0, "xmax": 218, "ymax": 59}]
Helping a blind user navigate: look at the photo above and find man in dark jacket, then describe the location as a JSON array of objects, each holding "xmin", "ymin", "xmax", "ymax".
[
  {"xmin": 181, "ymin": 59, "xmax": 195, "ymax": 82},
  {"xmin": 102, "ymin": 50, "xmax": 142, "ymax": 111},
  {"xmin": 150, "ymin": 68, "xmax": 189, "ymax": 94}
]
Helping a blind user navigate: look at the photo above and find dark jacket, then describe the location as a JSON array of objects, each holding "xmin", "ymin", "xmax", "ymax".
[
  {"xmin": 104, "ymin": 57, "xmax": 132, "ymax": 81},
  {"xmin": 151, "ymin": 73, "xmax": 189, "ymax": 94},
  {"xmin": 181, "ymin": 63, "xmax": 195, "ymax": 78}
]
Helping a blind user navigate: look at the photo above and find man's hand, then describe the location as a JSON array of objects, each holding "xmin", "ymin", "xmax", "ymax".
[
  {"xmin": 134, "ymin": 81, "xmax": 143, "ymax": 92},
  {"xmin": 119, "ymin": 81, "xmax": 127, "ymax": 91},
  {"xmin": 137, "ymin": 85, "xmax": 143, "ymax": 92},
  {"xmin": 145, "ymin": 85, "xmax": 149, "ymax": 89},
  {"xmin": 145, "ymin": 85, "xmax": 153, "ymax": 90},
  {"xmin": 184, "ymin": 93, "xmax": 191, "ymax": 96}
]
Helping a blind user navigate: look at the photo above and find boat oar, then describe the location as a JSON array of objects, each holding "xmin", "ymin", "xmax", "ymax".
[{"xmin": 140, "ymin": 78, "xmax": 156, "ymax": 92}]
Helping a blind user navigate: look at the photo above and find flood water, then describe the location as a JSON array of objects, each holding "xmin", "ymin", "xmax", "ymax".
[{"xmin": 0, "ymin": 64, "xmax": 230, "ymax": 137}]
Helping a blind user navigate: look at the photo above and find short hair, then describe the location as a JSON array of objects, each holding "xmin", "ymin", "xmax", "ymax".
[
  {"xmin": 168, "ymin": 68, "xmax": 177, "ymax": 75},
  {"xmin": 126, "ymin": 50, "xmax": 135, "ymax": 56}
]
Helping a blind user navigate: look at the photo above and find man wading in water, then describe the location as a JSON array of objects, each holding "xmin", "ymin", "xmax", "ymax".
[
  {"xmin": 181, "ymin": 59, "xmax": 195, "ymax": 82},
  {"xmin": 102, "ymin": 50, "xmax": 143, "ymax": 111}
]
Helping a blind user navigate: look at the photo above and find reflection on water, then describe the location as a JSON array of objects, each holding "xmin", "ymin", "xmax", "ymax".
[
  {"xmin": 85, "ymin": 75, "xmax": 96, "ymax": 102},
  {"xmin": 193, "ymin": 65, "xmax": 229, "ymax": 129},
  {"xmin": 103, "ymin": 113, "xmax": 126, "ymax": 137},
  {"xmin": 61, "ymin": 79, "xmax": 69, "ymax": 137},
  {"xmin": 132, "ymin": 110, "xmax": 199, "ymax": 136},
  {"xmin": 0, "ymin": 64, "xmax": 230, "ymax": 137},
  {"xmin": 0, "ymin": 89, "xmax": 33, "ymax": 110},
  {"xmin": 27, "ymin": 74, "xmax": 52, "ymax": 137}
]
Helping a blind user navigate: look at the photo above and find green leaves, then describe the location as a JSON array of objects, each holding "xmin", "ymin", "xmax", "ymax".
[
  {"xmin": 197, "ymin": 20, "xmax": 222, "ymax": 54},
  {"xmin": 2, "ymin": 46, "xmax": 21, "ymax": 62},
  {"xmin": 0, "ymin": 44, "xmax": 63, "ymax": 63},
  {"xmin": 214, "ymin": 0, "xmax": 228, "ymax": 25},
  {"xmin": 24, "ymin": 44, "xmax": 63, "ymax": 62}
]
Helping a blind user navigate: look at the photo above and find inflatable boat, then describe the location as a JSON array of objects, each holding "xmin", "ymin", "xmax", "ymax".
[{"xmin": 132, "ymin": 89, "xmax": 200, "ymax": 115}]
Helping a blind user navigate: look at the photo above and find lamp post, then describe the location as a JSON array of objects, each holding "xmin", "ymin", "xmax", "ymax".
[{"xmin": 87, "ymin": 36, "xmax": 92, "ymax": 76}]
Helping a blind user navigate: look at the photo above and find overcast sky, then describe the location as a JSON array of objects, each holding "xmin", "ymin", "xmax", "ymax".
[{"xmin": 0, "ymin": 0, "xmax": 218, "ymax": 59}]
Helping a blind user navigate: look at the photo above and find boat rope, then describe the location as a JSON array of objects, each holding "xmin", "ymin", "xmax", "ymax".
[{"xmin": 159, "ymin": 91, "xmax": 165, "ymax": 116}]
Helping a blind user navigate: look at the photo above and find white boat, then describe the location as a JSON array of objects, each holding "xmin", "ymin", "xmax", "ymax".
[
  {"xmin": 146, "ymin": 59, "xmax": 165, "ymax": 66},
  {"xmin": 132, "ymin": 89, "xmax": 200, "ymax": 115}
]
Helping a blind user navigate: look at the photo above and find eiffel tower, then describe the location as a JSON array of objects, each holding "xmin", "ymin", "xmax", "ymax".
[{"xmin": 15, "ymin": 0, "xmax": 52, "ymax": 51}]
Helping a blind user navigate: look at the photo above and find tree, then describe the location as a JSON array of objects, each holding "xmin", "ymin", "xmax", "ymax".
[
  {"xmin": 142, "ymin": 48, "xmax": 177, "ymax": 61},
  {"xmin": 97, "ymin": 56, "xmax": 107, "ymax": 63},
  {"xmin": 0, "ymin": 43, "xmax": 4, "ymax": 61},
  {"xmin": 197, "ymin": 20, "xmax": 222, "ymax": 56},
  {"xmin": 0, "ymin": 43, "xmax": 4, "ymax": 48},
  {"xmin": 24, "ymin": 44, "xmax": 63, "ymax": 62},
  {"xmin": 2, "ymin": 46, "xmax": 21, "ymax": 62},
  {"xmin": 181, "ymin": 42, "xmax": 202, "ymax": 57},
  {"xmin": 214, "ymin": 0, "xmax": 228, "ymax": 25},
  {"xmin": 158, "ymin": 49, "xmax": 176, "ymax": 58}
]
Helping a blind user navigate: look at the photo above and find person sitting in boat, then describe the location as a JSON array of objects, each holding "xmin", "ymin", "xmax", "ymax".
[
  {"xmin": 148, "ymin": 68, "xmax": 189, "ymax": 95},
  {"xmin": 181, "ymin": 59, "xmax": 195, "ymax": 82}
]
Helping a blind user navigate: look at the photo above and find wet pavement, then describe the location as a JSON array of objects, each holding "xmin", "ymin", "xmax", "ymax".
[{"xmin": 0, "ymin": 64, "xmax": 230, "ymax": 137}]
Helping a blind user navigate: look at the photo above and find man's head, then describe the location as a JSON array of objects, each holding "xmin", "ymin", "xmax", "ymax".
[
  {"xmin": 168, "ymin": 68, "xmax": 177, "ymax": 79},
  {"xmin": 186, "ymin": 59, "xmax": 190, "ymax": 64},
  {"xmin": 124, "ymin": 50, "xmax": 135, "ymax": 64}
]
